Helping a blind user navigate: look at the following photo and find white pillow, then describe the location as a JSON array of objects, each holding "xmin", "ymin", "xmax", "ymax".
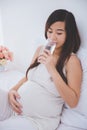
[
  {"xmin": 75, "ymin": 47, "xmax": 87, "ymax": 115},
  {"xmin": 59, "ymin": 47, "xmax": 87, "ymax": 129}
]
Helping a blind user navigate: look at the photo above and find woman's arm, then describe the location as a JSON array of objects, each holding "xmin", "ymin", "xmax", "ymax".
[
  {"xmin": 10, "ymin": 76, "xmax": 27, "ymax": 91},
  {"xmin": 49, "ymin": 55, "xmax": 82, "ymax": 108},
  {"xmin": 38, "ymin": 50, "xmax": 82, "ymax": 108},
  {"xmin": 8, "ymin": 76, "xmax": 27, "ymax": 113},
  {"xmin": 10, "ymin": 45, "xmax": 43, "ymax": 91},
  {"xmin": 8, "ymin": 45, "xmax": 43, "ymax": 113}
]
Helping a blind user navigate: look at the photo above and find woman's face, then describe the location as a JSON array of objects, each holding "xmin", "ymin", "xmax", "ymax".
[{"xmin": 47, "ymin": 21, "xmax": 66, "ymax": 50}]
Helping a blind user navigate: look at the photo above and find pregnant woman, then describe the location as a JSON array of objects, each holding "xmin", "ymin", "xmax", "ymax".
[{"xmin": 0, "ymin": 9, "xmax": 82, "ymax": 130}]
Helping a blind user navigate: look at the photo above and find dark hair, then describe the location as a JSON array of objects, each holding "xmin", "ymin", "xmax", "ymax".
[{"xmin": 26, "ymin": 9, "xmax": 81, "ymax": 83}]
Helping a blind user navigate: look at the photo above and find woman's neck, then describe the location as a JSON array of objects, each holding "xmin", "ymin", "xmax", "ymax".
[{"xmin": 53, "ymin": 47, "xmax": 62, "ymax": 56}]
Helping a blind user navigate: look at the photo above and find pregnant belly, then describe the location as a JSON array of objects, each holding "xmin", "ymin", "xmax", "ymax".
[{"xmin": 17, "ymin": 81, "xmax": 62, "ymax": 118}]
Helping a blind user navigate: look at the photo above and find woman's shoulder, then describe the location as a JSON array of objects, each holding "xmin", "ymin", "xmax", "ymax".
[
  {"xmin": 30, "ymin": 45, "xmax": 44, "ymax": 64},
  {"xmin": 69, "ymin": 53, "xmax": 80, "ymax": 62},
  {"xmin": 35, "ymin": 45, "xmax": 44, "ymax": 54},
  {"xmin": 36, "ymin": 45, "xmax": 43, "ymax": 51},
  {"xmin": 34, "ymin": 45, "xmax": 44, "ymax": 55},
  {"xmin": 66, "ymin": 53, "xmax": 82, "ymax": 71}
]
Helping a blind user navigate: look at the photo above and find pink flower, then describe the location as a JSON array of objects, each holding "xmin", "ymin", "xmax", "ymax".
[
  {"xmin": 0, "ymin": 45, "xmax": 13, "ymax": 65},
  {"xmin": 0, "ymin": 52, "xmax": 4, "ymax": 59}
]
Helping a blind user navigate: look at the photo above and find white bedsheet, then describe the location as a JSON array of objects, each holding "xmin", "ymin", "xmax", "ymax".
[{"xmin": 0, "ymin": 70, "xmax": 24, "ymax": 90}]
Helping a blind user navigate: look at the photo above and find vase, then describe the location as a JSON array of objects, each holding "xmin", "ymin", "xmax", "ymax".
[{"xmin": 0, "ymin": 65, "xmax": 5, "ymax": 72}]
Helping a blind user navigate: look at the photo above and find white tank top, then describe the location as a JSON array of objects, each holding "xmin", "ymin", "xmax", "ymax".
[{"xmin": 16, "ymin": 64, "xmax": 64, "ymax": 130}]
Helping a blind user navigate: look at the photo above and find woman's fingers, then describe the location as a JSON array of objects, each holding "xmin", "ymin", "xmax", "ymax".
[
  {"xmin": 8, "ymin": 90, "xmax": 22, "ymax": 114},
  {"xmin": 11, "ymin": 101, "xmax": 22, "ymax": 114},
  {"xmin": 38, "ymin": 49, "xmax": 51, "ymax": 63},
  {"xmin": 44, "ymin": 49, "xmax": 51, "ymax": 55}
]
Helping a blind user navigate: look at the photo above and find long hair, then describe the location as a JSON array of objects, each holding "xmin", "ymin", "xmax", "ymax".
[{"xmin": 26, "ymin": 9, "xmax": 81, "ymax": 83}]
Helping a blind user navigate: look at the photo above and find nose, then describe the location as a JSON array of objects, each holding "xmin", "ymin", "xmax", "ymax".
[{"xmin": 49, "ymin": 33, "xmax": 56, "ymax": 42}]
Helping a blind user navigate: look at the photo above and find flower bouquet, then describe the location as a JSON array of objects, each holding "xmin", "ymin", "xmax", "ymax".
[{"xmin": 0, "ymin": 45, "xmax": 13, "ymax": 71}]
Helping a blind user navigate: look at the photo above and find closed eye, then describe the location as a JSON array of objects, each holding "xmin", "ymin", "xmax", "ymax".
[
  {"xmin": 48, "ymin": 30, "xmax": 52, "ymax": 33},
  {"xmin": 57, "ymin": 33, "xmax": 62, "ymax": 35}
]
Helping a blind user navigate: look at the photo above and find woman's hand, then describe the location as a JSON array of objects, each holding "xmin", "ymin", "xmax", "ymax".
[
  {"xmin": 38, "ymin": 49, "xmax": 56, "ymax": 74},
  {"xmin": 8, "ymin": 90, "xmax": 22, "ymax": 114}
]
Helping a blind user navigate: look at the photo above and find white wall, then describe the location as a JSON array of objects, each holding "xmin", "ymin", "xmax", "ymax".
[
  {"xmin": 0, "ymin": 8, "xmax": 4, "ymax": 44},
  {"xmin": 0, "ymin": 0, "xmax": 87, "ymax": 72}
]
